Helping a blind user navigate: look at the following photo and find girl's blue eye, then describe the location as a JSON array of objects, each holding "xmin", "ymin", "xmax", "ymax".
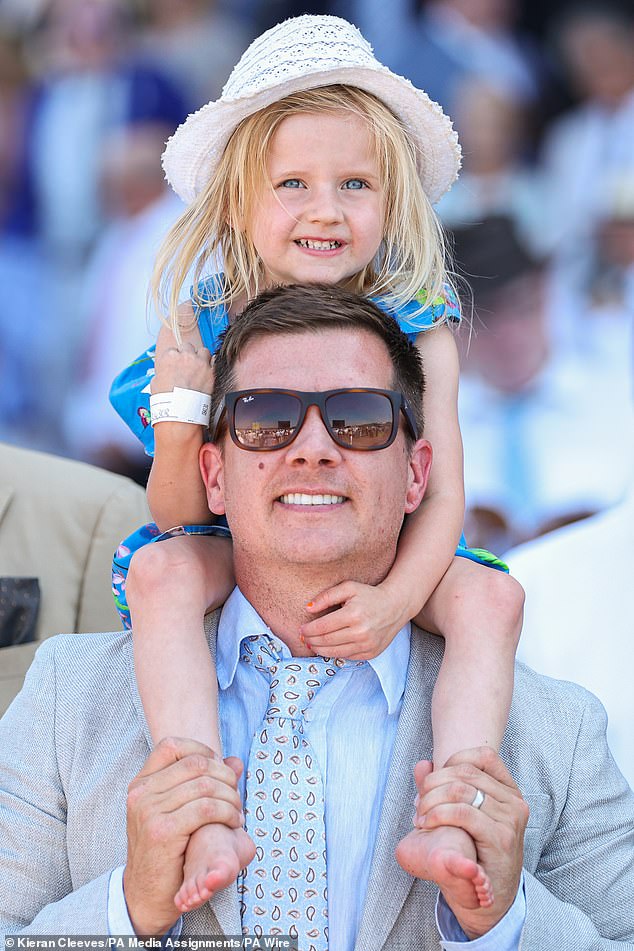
[
  {"xmin": 279, "ymin": 179, "xmax": 304, "ymax": 189},
  {"xmin": 343, "ymin": 179, "xmax": 368, "ymax": 190}
]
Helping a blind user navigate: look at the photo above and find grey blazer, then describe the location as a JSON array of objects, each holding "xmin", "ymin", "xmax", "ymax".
[
  {"xmin": 0, "ymin": 615, "xmax": 633, "ymax": 948},
  {"xmin": 0, "ymin": 442, "xmax": 150, "ymax": 714}
]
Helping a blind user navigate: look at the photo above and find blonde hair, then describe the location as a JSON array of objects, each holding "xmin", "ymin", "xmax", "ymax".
[{"xmin": 151, "ymin": 84, "xmax": 452, "ymax": 339}]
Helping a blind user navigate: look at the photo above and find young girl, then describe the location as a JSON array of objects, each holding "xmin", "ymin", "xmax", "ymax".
[{"xmin": 111, "ymin": 15, "xmax": 524, "ymax": 920}]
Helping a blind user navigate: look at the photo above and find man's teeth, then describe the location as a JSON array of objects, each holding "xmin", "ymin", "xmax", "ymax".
[
  {"xmin": 279, "ymin": 493, "xmax": 345, "ymax": 505},
  {"xmin": 296, "ymin": 239, "xmax": 341, "ymax": 250}
]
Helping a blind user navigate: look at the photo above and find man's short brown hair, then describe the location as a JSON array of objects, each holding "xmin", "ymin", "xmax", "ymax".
[{"xmin": 211, "ymin": 283, "xmax": 425, "ymax": 444}]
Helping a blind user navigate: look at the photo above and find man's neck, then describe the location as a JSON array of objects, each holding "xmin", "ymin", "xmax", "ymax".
[{"xmin": 233, "ymin": 560, "xmax": 386, "ymax": 656}]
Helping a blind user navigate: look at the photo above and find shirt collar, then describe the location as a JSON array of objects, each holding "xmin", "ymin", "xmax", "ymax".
[{"xmin": 216, "ymin": 586, "xmax": 409, "ymax": 714}]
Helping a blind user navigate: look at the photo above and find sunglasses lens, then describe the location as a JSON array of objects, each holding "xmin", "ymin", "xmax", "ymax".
[
  {"xmin": 233, "ymin": 392, "xmax": 302, "ymax": 449},
  {"xmin": 325, "ymin": 392, "xmax": 394, "ymax": 449}
]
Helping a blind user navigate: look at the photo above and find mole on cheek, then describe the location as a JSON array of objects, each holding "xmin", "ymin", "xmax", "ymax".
[{"xmin": 258, "ymin": 462, "xmax": 265, "ymax": 470}]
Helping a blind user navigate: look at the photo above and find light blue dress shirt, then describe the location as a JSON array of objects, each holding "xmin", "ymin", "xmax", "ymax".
[{"xmin": 108, "ymin": 587, "xmax": 525, "ymax": 946}]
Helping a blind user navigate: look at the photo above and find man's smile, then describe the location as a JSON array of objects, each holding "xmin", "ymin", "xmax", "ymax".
[{"xmin": 277, "ymin": 492, "xmax": 347, "ymax": 506}]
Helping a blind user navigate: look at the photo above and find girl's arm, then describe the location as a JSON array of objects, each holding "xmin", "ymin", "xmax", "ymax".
[
  {"xmin": 147, "ymin": 306, "xmax": 215, "ymax": 531},
  {"xmin": 301, "ymin": 324, "xmax": 464, "ymax": 653},
  {"xmin": 129, "ymin": 299, "xmax": 233, "ymax": 748},
  {"xmin": 383, "ymin": 323, "xmax": 465, "ymax": 624},
  {"xmin": 123, "ymin": 303, "xmax": 247, "ymax": 914}
]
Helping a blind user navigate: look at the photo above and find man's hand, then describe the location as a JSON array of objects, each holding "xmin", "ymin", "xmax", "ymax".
[
  {"xmin": 412, "ymin": 747, "xmax": 529, "ymax": 939},
  {"xmin": 123, "ymin": 738, "xmax": 245, "ymax": 936}
]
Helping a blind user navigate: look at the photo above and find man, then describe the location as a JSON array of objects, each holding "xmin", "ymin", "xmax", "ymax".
[
  {"xmin": 1, "ymin": 285, "xmax": 632, "ymax": 947},
  {"xmin": 0, "ymin": 441, "xmax": 150, "ymax": 714}
]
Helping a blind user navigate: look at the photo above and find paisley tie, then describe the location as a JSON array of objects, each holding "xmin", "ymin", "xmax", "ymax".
[{"xmin": 239, "ymin": 634, "xmax": 362, "ymax": 950}]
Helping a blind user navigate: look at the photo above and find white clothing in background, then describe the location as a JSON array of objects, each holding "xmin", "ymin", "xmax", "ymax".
[
  {"xmin": 541, "ymin": 90, "xmax": 634, "ymax": 253},
  {"xmin": 63, "ymin": 191, "xmax": 183, "ymax": 459},
  {"xmin": 506, "ymin": 488, "xmax": 634, "ymax": 787},
  {"xmin": 459, "ymin": 358, "xmax": 634, "ymax": 535}
]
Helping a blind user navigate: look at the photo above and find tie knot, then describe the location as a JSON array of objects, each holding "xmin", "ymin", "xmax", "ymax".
[{"xmin": 240, "ymin": 634, "xmax": 364, "ymax": 722}]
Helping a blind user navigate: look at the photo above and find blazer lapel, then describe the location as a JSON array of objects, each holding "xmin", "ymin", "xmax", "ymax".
[
  {"xmin": 185, "ymin": 885, "xmax": 241, "ymax": 934},
  {"xmin": 354, "ymin": 629, "xmax": 442, "ymax": 950},
  {"xmin": 0, "ymin": 484, "xmax": 13, "ymax": 527}
]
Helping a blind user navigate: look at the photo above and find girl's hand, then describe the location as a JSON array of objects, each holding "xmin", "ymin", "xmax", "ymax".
[
  {"xmin": 299, "ymin": 580, "xmax": 410, "ymax": 660},
  {"xmin": 152, "ymin": 341, "xmax": 214, "ymax": 395}
]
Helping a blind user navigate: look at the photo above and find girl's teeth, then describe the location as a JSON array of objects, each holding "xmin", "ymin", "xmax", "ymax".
[
  {"xmin": 297, "ymin": 239, "xmax": 341, "ymax": 250},
  {"xmin": 280, "ymin": 494, "xmax": 345, "ymax": 505}
]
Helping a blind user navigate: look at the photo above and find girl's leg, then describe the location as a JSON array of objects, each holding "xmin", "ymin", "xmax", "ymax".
[
  {"xmin": 396, "ymin": 558, "xmax": 524, "ymax": 909},
  {"xmin": 127, "ymin": 534, "xmax": 255, "ymax": 912}
]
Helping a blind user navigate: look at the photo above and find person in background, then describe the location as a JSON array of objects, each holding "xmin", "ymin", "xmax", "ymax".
[
  {"xmin": 505, "ymin": 481, "xmax": 634, "ymax": 788},
  {"xmin": 11, "ymin": 0, "xmax": 188, "ymax": 449},
  {"xmin": 136, "ymin": 0, "xmax": 251, "ymax": 109},
  {"xmin": 454, "ymin": 215, "xmax": 634, "ymax": 551},
  {"xmin": 0, "ymin": 30, "xmax": 50, "ymax": 448},
  {"xmin": 0, "ymin": 440, "xmax": 150, "ymax": 715},
  {"xmin": 436, "ymin": 78, "xmax": 547, "ymax": 257},
  {"xmin": 63, "ymin": 122, "xmax": 184, "ymax": 484},
  {"xmin": 387, "ymin": 0, "xmax": 545, "ymax": 124},
  {"xmin": 540, "ymin": 5, "xmax": 634, "ymax": 277},
  {"xmin": 548, "ymin": 173, "xmax": 634, "ymax": 392}
]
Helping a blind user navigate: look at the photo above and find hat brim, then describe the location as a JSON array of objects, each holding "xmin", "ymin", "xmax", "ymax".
[{"xmin": 162, "ymin": 64, "xmax": 461, "ymax": 206}]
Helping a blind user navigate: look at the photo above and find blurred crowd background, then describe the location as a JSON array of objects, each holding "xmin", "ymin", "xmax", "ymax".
[{"xmin": 0, "ymin": 0, "xmax": 632, "ymax": 557}]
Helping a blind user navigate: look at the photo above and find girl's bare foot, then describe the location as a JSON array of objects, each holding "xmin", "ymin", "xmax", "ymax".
[
  {"xmin": 395, "ymin": 825, "xmax": 493, "ymax": 909},
  {"xmin": 174, "ymin": 822, "xmax": 256, "ymax": 913}
]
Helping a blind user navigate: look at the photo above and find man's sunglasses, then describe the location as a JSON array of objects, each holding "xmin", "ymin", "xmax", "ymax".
[{"xmin": 212, "ymin": 388, "xmax": 419, "ymax": 452}]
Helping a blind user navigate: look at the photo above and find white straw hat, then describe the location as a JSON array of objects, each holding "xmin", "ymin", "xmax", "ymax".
[{"xmin": 162, "ymin": 15, "xmax": 461, "ymax": 206}]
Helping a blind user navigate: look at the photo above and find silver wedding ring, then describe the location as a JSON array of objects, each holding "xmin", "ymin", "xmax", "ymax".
[{"xmin": 471, "ymin": 788, "xmax": 485, "ymax": 810}]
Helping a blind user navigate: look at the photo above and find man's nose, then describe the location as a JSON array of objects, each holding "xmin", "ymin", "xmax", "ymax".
[{"xmin": 284, "ymin": 406, "xmax": 342, "ymax": 465}]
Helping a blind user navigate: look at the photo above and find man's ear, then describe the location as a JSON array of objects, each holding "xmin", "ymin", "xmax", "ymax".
[
  {"xmin": 199, "ymin": 442, "xmax": 226, "ymax": 516},
  {"xmin": 404, "ymin": 439, "xmax": 432, "ymax": 514}
]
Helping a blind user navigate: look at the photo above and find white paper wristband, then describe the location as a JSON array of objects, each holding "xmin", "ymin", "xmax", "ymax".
[{"xmin": 150, "ymin": 387, "xmax": 211, "ymax": 426}]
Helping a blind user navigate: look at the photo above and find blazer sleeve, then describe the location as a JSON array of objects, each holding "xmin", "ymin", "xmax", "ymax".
[
  {"xmin": 0, "ymin": 640, "xmax": 112, "ymax": 938},
  {"xmin": 521, "ymin": 691, "xmax": 634, "ymax": 947},
  {"xmin": 77, "ymin": 478, "xmax": 150, "ymax": 634}
]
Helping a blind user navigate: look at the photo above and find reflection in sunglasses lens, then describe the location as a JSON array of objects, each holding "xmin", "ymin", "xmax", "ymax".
[
  {"xmin": 326, "ymin": 392, "xmax": 393, "ymax": 448},
  {"xmin": 234, "ymin": 392, "xmax": 302, "ymax": 448}
]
